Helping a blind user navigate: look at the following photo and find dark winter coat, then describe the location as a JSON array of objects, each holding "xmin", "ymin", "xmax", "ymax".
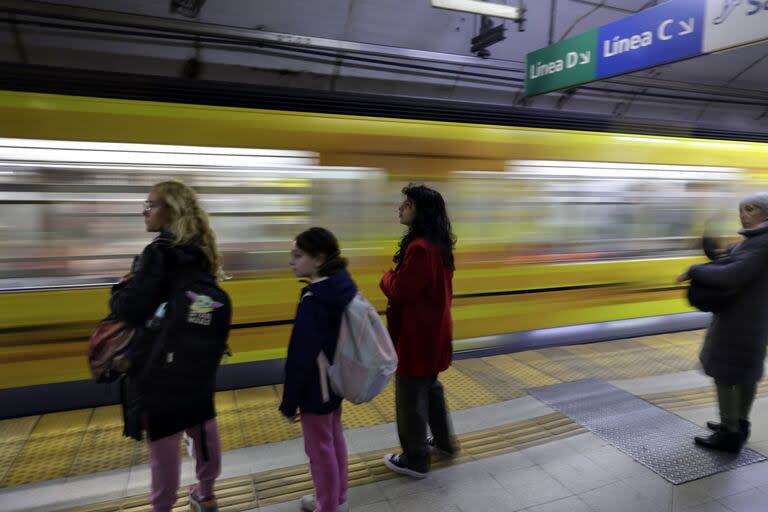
[
  {"xmin": 380, "ymin": 237, "xmax": 454, "ymax": 377},
  {"xmin": 111, "ymin": 231, "xmax": 228, "ymax": 441},
  {"xmin": 279, "ymin": 269, "xmax": 357, "ymax": 418},
  {"xmin": 688, "ymin": 223, "xmax": 768, "ymax": 384}
]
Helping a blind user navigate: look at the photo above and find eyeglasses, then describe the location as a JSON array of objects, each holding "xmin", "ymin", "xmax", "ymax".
[{"xmin": 142, "ymin": 201, "xmax": 162, "ymax": 213}]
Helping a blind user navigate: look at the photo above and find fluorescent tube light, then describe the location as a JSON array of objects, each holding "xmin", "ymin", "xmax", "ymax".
[{"xmin": 432, "ymin": 0, "xmax": 521, "ymax": 20}]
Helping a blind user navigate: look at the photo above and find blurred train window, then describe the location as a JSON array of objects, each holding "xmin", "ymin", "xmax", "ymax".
[
  {"xmin": 0, "ymin": 139, "xmax": 387, "ymax": 290},
  {"xmin": 0, "ymin": 138, "xmax": 751, "ymax": 289},
  {"xmin": 452, "ymin": 161, "xmax": 744, "ymax": 264}
]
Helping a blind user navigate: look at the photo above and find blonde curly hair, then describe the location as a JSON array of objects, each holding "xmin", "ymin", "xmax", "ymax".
[{"xmin": 152, "ymin": 180, "xmax": 225, "ymax": 280}]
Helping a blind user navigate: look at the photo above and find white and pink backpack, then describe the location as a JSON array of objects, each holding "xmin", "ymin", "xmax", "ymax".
[{"xmin": 317, "ymin": 293, "xmax": 398, "ymax": 404}]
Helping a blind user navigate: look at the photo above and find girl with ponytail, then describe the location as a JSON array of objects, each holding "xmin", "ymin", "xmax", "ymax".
[{"xmin": 280, "ymin": 227, "xmax": 357, "ymax": 512}]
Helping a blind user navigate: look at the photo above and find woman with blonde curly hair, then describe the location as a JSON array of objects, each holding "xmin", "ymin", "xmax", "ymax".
[{"xmin": 111, "ymin": 180, "xmax": 230, "ymax": 512}]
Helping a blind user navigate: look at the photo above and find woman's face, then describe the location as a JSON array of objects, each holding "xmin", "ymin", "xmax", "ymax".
[
  {"xmin": 143, "ymin": 190, "xmax": 171, "ymax": 232},
  {"xmin": 398, "ymin": 197, "xmax": 416, "ymax": 226},
  {"xmin": 289, "ymin": 242, "xmax": 324, "ymax": 278},
  {"xmin": 740, "ymin": 203, "xmax": 768, "ymax": 229}
]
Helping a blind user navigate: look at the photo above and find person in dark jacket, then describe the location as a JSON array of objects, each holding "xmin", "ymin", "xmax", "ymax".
[
  {"xmin": 111, "ymin": 180, "xmax": 228, "ymax": 512},
  {"xmin": 679, "ymin": 192, "xmax": 768, "ymax": 453},
  {"xmin": 380, "ymin": 184, "xmax": 457, "ymax": 478},
  {"xmin": 280, "ymin": 227, "xmax": 356, "ymax": 512}
]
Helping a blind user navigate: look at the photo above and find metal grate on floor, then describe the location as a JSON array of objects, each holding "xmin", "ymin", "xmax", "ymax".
[{"xmin": 529, "ymin": 378, "xmax": 766, "ymax": 485}]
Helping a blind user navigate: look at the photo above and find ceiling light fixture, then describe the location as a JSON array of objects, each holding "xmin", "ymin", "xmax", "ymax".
[{"xmin": 431, "ymin": 0, "xmax": 522, "ymax": 20}]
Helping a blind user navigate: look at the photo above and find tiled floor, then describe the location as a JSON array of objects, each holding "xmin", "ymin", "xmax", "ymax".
[
  {"xmin": 4, "ymin": 339, "xmax": 768, "ymax": 511},
  {"xmin": 0, "ymin": 369, "xmax": 767, "ymax": 511},
  {"xmin": 252, "ymin": 427, "xmax": 768, "ymax": 512},
  {"xmin": 0, "ymin": 330, "xmax": 711, "ymax": 489}
]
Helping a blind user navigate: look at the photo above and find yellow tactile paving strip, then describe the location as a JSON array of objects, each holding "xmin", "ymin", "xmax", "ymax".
[
  {"xmin": 645, "ymin": 382, "xmax": 768, "ymax": 411},
  {"xmin": 1, "ymin": 330, "xmax": 710, "ymax": 490},
  {"xmin": 60, "ymin": 413, "xmax": 586, "ymax": 512}
]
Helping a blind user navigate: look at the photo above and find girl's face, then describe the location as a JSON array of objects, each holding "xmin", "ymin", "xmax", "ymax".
[
  {"xmin": 289, "ymin": 242, "xmax": 325, "ymax": 278},
  {"xmin": 740, "ymin": 203, "xmax": 768, "ymax": 229},
  {"xmin": 398, "ymin": 197, "xmax": 416, "ymax": 226},
  {"xmin": 143, "ymin": 190, "xmax": 171, "ymax": 232}
]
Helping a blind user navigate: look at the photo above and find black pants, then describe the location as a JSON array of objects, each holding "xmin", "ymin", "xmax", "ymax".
[
  {"xmin": 395, "ymin": 373, "xmax": 454, "ymax": 473},
  {"xmin": 716, "ymin": 380, "xmax": 757, "ymax": 432}
]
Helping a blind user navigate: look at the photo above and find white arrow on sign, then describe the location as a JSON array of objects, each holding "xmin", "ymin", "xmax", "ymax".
[
  {"xmin": 579, "ymin": 51, "xmax": 591, "ymax": 64},
  {"xmin": 678, "ymin": 18, "xmax": 695, "ymax": 36}
]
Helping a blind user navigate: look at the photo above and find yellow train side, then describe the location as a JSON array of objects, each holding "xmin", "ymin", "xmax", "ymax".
[
  {"xmin": 1, "ymin": 257, "xmax": 701, "ymax": 389},
  {"xmin": 1, "ymin": 91, "xmax": 767, "ymax": 172},
  {"xmin": 1, "ymin": 90, "xmax": 766, "ymax": 393}
]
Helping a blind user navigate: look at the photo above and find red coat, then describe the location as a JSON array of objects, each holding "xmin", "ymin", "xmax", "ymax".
[{"xmin": 380, "ymin": 237, "xmax": 453, "ymax": 377}]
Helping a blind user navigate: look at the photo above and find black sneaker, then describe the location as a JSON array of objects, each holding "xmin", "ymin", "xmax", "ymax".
[
  {"xmin": 427, "ymin": 435, "xmax": 456, "ymax": 458},
  {"xmin": 383, "ymin": 453, "xmax": 428, "ymax": 478}
]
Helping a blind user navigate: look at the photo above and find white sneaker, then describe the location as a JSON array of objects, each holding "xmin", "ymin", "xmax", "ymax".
[
  {"xmin": 300, "ymin": 495, "xmax": 314, "ymax": 512},
  {"xmin": 299, "ymin": 494, "xmax": 350, "ymax": 511}
]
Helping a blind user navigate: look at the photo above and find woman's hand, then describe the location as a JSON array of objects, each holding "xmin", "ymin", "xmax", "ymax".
[
  {"xmin": 120, "ymin": 272, "xmax": 133, "ymax": 283},
  {"xmin": 676, "ymin": 271, "xmax": 690, "ymax": 283}
]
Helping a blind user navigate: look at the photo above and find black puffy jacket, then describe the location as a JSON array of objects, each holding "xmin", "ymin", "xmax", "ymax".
[{"xmin": 111, "ymin": 232, "xmax": 230, "ymax": 441}]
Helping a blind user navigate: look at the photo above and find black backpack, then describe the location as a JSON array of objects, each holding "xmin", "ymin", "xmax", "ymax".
[
  {"xmin": 121, "ymin": 269, "xmax": 231, "ymax": 441},
  {"xmin": 133, "ymin": 270, "xmax": 232, "ymax": 382}
]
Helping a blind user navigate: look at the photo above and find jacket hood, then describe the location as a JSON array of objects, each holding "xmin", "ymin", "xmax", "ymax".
[
  {"xmin": 307, "ymin": 268, "xmax": 357, "ymax": 309},
  {"xmin": 156, "ymin": 230, "xmax": 211, "ymax": 272}
]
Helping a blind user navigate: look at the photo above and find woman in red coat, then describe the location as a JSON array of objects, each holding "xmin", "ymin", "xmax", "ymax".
[{"xmin": 380, "ymin": 184, "xmax": 457, "ymax": 478}]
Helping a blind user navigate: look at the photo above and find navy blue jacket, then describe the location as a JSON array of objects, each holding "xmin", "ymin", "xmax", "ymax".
[{"xmin": 279, "ymin": 269, "xmax": 357, "ymax": 417}]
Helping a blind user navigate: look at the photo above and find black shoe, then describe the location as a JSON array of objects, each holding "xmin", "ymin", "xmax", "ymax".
[
  {"xmin": 694, "ymin": 431, "xmax": 744, "ymax": 453},
  {"xmin": 383, "ymin": 453, "xmax": 428, "ymax": 478},
  {"xmin": 705, "ymin": 419, "xmax": 751, "ymax": 441},
  {"xmin": 427, "ymin": 435, "xmax": 457, "ymax": 458}
]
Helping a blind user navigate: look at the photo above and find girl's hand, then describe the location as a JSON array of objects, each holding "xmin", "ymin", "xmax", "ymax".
[
  {"xmin": 676, "ymin": 271, "xmax": 690, "ymax": 283},
  {"xmin": 120, "ymin": 272, "xmax": 133, "ymax": 283}
]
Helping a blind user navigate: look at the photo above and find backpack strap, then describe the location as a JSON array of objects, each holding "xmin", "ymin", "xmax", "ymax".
[
  {"xmin": 302, "ymin": 288, "xmax": 331, "ymax": 402},
  {"xmin": 317, "ymin": 350, "xmax": 331, "ymax": 403},
  {"xmin": 132, "ymin": 270, "xmax": 206, "ymax": 381},
  {"xmin": 134, "ymin": 308, "xmax": 173, "ymax": 381}
]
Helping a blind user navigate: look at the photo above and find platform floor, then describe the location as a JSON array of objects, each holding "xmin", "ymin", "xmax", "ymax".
[{"xmin": 3, "ymin": 330, "xmax": 768, "ymax": 511}]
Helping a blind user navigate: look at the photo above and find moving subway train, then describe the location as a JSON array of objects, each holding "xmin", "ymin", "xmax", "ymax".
[{"xmin": 1, "ymin": 90, "xmax": 767, "ymax": 417}]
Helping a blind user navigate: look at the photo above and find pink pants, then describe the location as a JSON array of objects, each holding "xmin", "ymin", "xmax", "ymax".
[
  {"xmin": 148, "ymin": 418, "xmax": 221, "ymax": 512},
  {"xmin": 301, "ymin": 407, "xmax": 348, "ymax": 512}
]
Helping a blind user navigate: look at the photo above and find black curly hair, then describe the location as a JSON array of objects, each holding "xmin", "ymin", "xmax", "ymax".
[{"xmin": 393, "ymin": 184, "xmax": 456, "ymax": 270}]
